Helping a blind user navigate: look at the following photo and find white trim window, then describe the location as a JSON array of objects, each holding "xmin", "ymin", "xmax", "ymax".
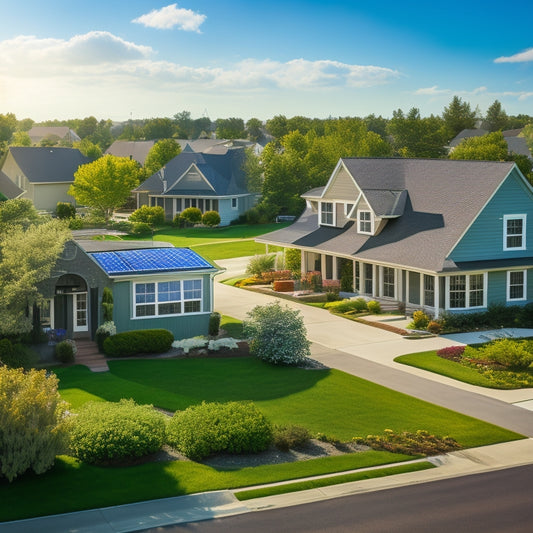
[
  {"xmin": 134, "ymin": 279, "xmax": 203, "ymax": 318},
  {"xmin": 344, "ymin": 203, "xmax": 355, "ymax": 218},
  {"xmin": 423, "ymin": 275, "xmax": 435, "ymax": 307},
  {"xmin": 507, "ymin": 270, "xmax": 527, "ymax": 301},
  {"xmin": 358, "ymin": 210, "xmax": 373, "ymax": 234},
  {"xmin": 231, "ymin": 197, "xmax": 238, "ymax": 209},
  {"xmin": 503, "ymin": 214, "xmax": 526, "ymax": 251},
  {"xmin": 320, "ymin": 202, "xmax": 335, "ymax": 226},
  {"xmin": 446, "ymin": 273, "xmax": 487, "ymax": 309},
  {"xmin": 382, "ymin": 267, "xmax": 395, "ymax": 298}
]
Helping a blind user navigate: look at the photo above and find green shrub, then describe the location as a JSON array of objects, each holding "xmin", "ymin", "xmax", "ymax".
[
  {"xmin": 209, "ymin": 312, "xmax": 221, "ymax": 337},
  {"xmin": 272, "ymin": 425, "xmax": 311, "ymax": 452},
  {"xmin": 167, "ymin": 401, "xmax": 272, "ymax": 460},
  {"xmin": 129, "ymin": 205, "xmax": 165, "ymax": 226},
  {"xmin": 0, "ymin": 339, "xmax": 37, "ymax": 369},
  {"xmin": 55, "ymin": 340, "xmax": 76, "ymax": 363},
  {"xmin": 68, "ymin": 217, "xmax": 84, "ymax": 230},
  {"xmin": 107, "ymin": 220, "xmax": 132, "ymax": 233},
  {"xmin": 410, "ymin": 310, "xmax": 430, "ymax": 330},
  {"xmin": 131, "ymin": 222, "xmax": 152, "ymax": 235},
  {"xmin": 427, "ymin": 320, "xmax": 442, "ymax": 334},
  {"xmin": 102, "ymin": 287, "xmax": 114, "ymax": 322},
  {"xmin": 202, "ymin": 210, "xmax": 221, "ymax": 227},
  {"xmin": 354, "ymin": 429, "xmax": 461, "ymax": 456},
  {"xmin": 325, "ymin": 298, "xmax": 367, "ymax": 314},
  {"xmin": 464, "ymin": 339, "xmax": 533, "ymax": 370},
  {"xmin": 367, "ymin": 300, "xmax": 381, "ymax": 314},
  {"xmin": 55, "ymin": 202, "xmax": 76, "ymax": 219},
  {"xmin": 246, "ymin": 254, "xmax": 276, "ymax": 277},
  {"xmin": 67, "ymin": 400, "xmax": 166, "ymax": 465},
  {"xmin": 103, "ymin": 329, "xmax": 173, "ymax": 357},
  {"xmin": 95, "ymin": 321, "xmax": 116, "ymax": 353},
  {"xmin": 180, "ymin": 207, "xmax": 202, "ymax": 225},
  {"xmin": 243, "ymin": 302, "xmax": 311, "ymax": 365},
  {"xmin": 284, "ymin": 248, "xmax": 301, "ymax": 274}
]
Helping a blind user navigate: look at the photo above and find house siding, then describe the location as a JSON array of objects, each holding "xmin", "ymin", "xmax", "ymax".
[
  {"xmin": 111, "ymin": 272, "xmax": 213, "ymax": 339},
  {"xmin": 32, "ymin": 183, "xmax": 75, "ymax": 212},
  {"xmin": 449, "ymin": 169, "xmax": 533, "ymax": 262},
  {"xmin": 325, "ymin": 166, "xmax": 359, "ymax": 199}
]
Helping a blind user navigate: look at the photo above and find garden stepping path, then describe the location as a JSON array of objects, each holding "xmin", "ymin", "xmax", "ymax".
[{"xmin": 75, "ymin": 339, "xmax": 109, "ymax": 372}]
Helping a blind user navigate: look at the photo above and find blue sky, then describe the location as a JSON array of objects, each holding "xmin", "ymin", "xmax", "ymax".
[{"xmin": 1, "ymin": 1, "xmax": 532, "ymax": 122}]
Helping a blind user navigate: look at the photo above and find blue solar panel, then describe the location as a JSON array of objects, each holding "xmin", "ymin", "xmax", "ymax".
[{"xmin": 90, "ymin": 248, "xmax": 213, "ymax": 275}]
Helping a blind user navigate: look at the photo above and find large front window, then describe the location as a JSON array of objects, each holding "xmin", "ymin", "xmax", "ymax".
[
  {"xmin": 507, "ymin": 270, "xmax": 526, "ymax": 301},
  {"xmin": 504, "ymin": 215, "xmax": 526, "ymax": 250},
  {"xmin": 134, "ymin": 280, "xmax": 203, "ymax": 318},
  {"xmin": 423, "ymin": 275, "xmax": 435, "ymax": 307},
  {"xmin": 447, "ymin": 274, "xmax": 485, "ymax": 309},
  {"xmin": 382, "ymin": 267, "xmax": 395, "ymax": 298},
  {"xmin": 320, "ymin": 202, "xmax": 334, "ymax": 226}
]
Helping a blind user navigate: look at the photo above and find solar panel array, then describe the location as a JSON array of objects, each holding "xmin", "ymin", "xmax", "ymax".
[{"xmin": 90, "ymin": 248, "xmax": 213, "ymax": 275}]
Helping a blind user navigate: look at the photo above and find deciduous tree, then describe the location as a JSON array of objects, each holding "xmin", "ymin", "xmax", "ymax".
[
  {"xmin": 144, "ymin": 138, "xmax": 181, "ymax": 176},
  {"xmin": 449, "ymin": 131, "xmax": 508, "ymax": 161}
]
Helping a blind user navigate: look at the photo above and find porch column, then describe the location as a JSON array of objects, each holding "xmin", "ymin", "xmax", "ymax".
[
  {"xmin": 332, "ymin": 256, "xmax": 338, "ymax": 280},
  {"xmin": 353, "ymin": 261, "xmax": 358, "ymax": 293},
  {"xmin": 406, "ymin": 271, "xmax": 410, "ymax": 305},
  {"xmin": 300, "ymin": 250, "xmax": 306, "ymax": 277},
  {"xmin": 396, "ymin": 269, "xmax": 402, "ymax": 301},
  {"xmin": 434, "ymin": 275, "xmax": 440, "ymax": 319},
  {"xmin": 321, "ymin": 254, "xmax": 327, "ymax": 278},
  {"xmin": 372, "ymin": 264, "xmax": 377, "ymax": 297}
]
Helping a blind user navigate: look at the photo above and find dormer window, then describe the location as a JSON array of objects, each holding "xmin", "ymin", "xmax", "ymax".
[
  {"xmin": 503, "ymin": 215, "xmax": 526, "ymax": 250},
  {"xmin": 358, "ymin": 210, "xmax": 373, "ymax": 234},
  {"xmin": 320, "ymin": 202, "xmax": 334, "ymax": 226}
]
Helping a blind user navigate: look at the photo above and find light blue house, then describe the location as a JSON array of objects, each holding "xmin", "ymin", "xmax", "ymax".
[
  {"xmin": 134, "ymin": 145, "xmax": 258, "ymax": 226},
  {"xmin": 257, "ymin": 158, "xmax": 533, "ymax": 317},
  {"xmin": 39, "ymin": 240, "xmax": 219, "ymax": 340}
]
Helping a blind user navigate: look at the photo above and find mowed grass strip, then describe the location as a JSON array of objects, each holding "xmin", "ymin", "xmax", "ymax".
[
  {"xmin": 235, "ymin": 461, "xmax": 435, "ymax": 501},
  {"xmin": 0, "ymin": 451, "xmax": 413, "ymax": 522},
  {"xmin": 394, "ymin": 351, "xmax": 511, "ymax": 389},
  {"xmin": 56, "ymin": 358, "xmax": 523, "ymax": 447}
]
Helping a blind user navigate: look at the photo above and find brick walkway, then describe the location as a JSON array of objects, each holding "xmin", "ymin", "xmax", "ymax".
[{"xmin": 75, "ymin": 339, "xmax": 109, "ymax": 372}]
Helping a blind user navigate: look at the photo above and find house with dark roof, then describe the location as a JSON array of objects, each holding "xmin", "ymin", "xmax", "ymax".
[
  {"xmin": 105, "ymin": 140, "xmax": 156, "ymax": 165},
  {"xmin": 0, "ymin": 147, "xmax": 90, "ymax": 212},
  {"xmin": 37, "ymin": 240, "xmax": 219, "ymax": 340},
  {"xmin": 134, "ymin": 146, "xmax": 258, "ymax": 225},
  {"xmin": 257, "ymin": 158, "xmax": 533, "ymax": 318}
]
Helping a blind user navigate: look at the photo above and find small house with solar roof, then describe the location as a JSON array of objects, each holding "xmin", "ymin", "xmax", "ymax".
[{"xmin": 37, "ymin": 240, "xmax": 219, "ymax": 340}]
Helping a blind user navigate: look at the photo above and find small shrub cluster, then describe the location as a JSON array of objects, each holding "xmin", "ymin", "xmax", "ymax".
[
  {"xmin": 95, "ymin": 321, "xmax": 116, "ymax": 352},
  {"xmin": 68, "ymin": 217, "xmax": 84, "ymax": 230},
  {"xmin": 131, "ymin": 222, "xmax": 152, "ymax": 235},
  {"xmin": 272, "ymin": 425, "xmax": 312, "ymax": 452},
  {"xmin": 261, "ymin": 270, "xmax": 292, "ymax": 283},
  {"xmin": 234, "ymin": 277, "xmax": 262, "ymax": 287},
  {"xmin": 55, "ymin": 339, "xmax": 77, "ymax": 363},
  {"xmin": 167, "ymin": 401, "xmax": 272, "ymax": 460},
  {"xmin": 209, "ymin": 312, "xmax": 221, "ymax": 336},
  {"xmin": 354, "ymin": 429, "xmax": 461, "ymax": 456},
  {"xmin": 67, "ymin": 400, "xmax": 166, "ymax": 465},
  {"xmin": 367, "ymin": 300, "xmax": 381, "ymax": 314},
  {"xmin": 427, "ymin": 320, "xmax": 442, "ymax": 334},
  {"xmin": 246, "ymin": 254, "xmax": 276, "ymax": 277},
  {"xmin": 107, "ymin": 220, "xmax": 133, "ymax": 233},
  {"xmin": 273, "ymin": 279, "xmax": 295, "ymax": 292},
  {"xmin": 463, "ymin": 339, "xmax": 533, "ymax": 370},
  {"xmin": 436, "ymin": 345, "xmax": 466, "ymax": 361},
  {"xmin": 201, "ymin": 210, "xmax": 221, "ymax": 227},
  {"xmin": 179, "ymin": 207, "xmax": 202, "ymax": 226},
  {"xmin": 324, "ymin": 298, "xmax": 368, "ymax": 314},
  {"xmin": 103, "ymin": 329, "xmax": 173, "ymax": 357},
  {"xmin": 301, "ymin": 271, "xmax": 322, "ymax": 292},
  {"xmin": 284, "ymin": 248, "xmax": 301, "ymax": 274},
  {"xmin": 172, "ymin": 336, "xmax": 208, "ymax": 354},
  {"xmin": 55, "ymin": 202, "xmax": 76, "ymax": 219},
  {"xmin": 208, "ymin": 338, "xmax": 239, "ymax": 351},
  {"xmin": 129, "ymin": 205, "xmax": 165, "ymax": 226},
  {"xmin": 0, "ymin": 339, "xmax": 37, "ymax": 369},
  {"xmin": 409, "ymin": 310, "xmax": 430, "ymax": 330}
]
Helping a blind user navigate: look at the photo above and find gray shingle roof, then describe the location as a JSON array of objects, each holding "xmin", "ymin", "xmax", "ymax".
[
  {"xmin": 135, "ymin": 147, "xmax": 249, "ymax": 197},
  {"xmin": 105, "ymin": 140, "xmax": 156, "ymax": 165},
  {"xmin": 258, "ymin": 158, "xmax": 517, "ymax": 273},
  {"xmin": 0, "ymin": 170, "xmax": 24, "ymax": 199},
  {"xmin": 8, "ymin": 147, "xmax": 90, "ymax": 183}
]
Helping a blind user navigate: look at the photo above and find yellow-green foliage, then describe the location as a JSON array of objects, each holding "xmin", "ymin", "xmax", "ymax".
[
  {"xmin": 0, "ymin": 367, "xmax": 68, "ymax": 482},
  {"xmin": 464, "ymin": 339, "xmax": 533, "ymax": 370}
]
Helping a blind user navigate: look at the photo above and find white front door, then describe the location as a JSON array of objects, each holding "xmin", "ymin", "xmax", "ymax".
[{"xmin": 73, "ymin": 293, "xmax": 88, "ymax": 332}]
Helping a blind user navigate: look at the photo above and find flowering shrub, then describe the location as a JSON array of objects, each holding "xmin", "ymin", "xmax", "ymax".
[
  {"xmin": 436, "ymin": 345, "xmax": 465, "ymax": 361},
  {"xmin": 322, "ymin": 279, "xmax": 341, "ymax": 291},
  {"xmin": 354, "ymin": 429, "xmax": 461, "ymax": 456},
  {"xmin": 427, "ymin": 320, "xmax": 442, "ymax": 334},
  {"xmin": 95, "ymin": 321, "xmax": 116, "ymax": 352},
  {"xmin": 167, "ymin": 401, "xmax": 272, "ymax": 460},
  {"xmin": 235, "ymin": 277, "xmax": 262, "ymax": 287},
  {"xmin": 243, "ymin": 302, "xmax": 310, "ymax": 365},
  {"xmin": 172, "ymin": 336, "xmax": 208, "ymax": 354},
  {"xmin": 273, "ymin": 279, "xmax": 295, "ymax": 292},
  {"xmin": 207, "ymin": 338, "xmax": 239, "ymax": 351},
  {"xmin": 301, "ymin": 271, "xmax": 322, "ymax": 292}
]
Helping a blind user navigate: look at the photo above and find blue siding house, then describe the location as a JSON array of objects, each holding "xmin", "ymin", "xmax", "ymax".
[
  {"xmin": 134, "ymin": 145, "xmax": 258, "ymax": 226},
  {"xmin": 38, "ymin": 240, "xmax": 219, "ymax": 340},
  {"xmin": 257, "ymin": 158, "xmax": 533, "ymax": 317}
]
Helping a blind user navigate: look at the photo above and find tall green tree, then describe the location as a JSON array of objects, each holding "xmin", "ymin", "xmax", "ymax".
[
  {"xmin": 144, "ymin": 138, "xmax": 181, "ymax": 176},
  {"xmin": 76, "ymin": 116, "xmax": 98, "ymax": 139},
  {"xmin": 74, "ymin": 138, "xmax": 102, "ymax": 160},
  {"xmin": 242, "ymin": 147, "xmax": 263, "ymax": 193},
  {"xmin": 0, "ymin": 113, "xmax": 17, "ymax": 143},
  {"xmin": 68, "ymin": 155, "xmax": 142, "ymax": 221},
  {"xmin": 265, "ymin": 115, "xmax": 288, "ymax": 139},
  {"xmin": 449, "ymin": 131, "xmax": 508, "ymax": 160},
  {"xmin": 143, "ymin": 118, "xmax": 174, "ymax": 140},
  {"xmin": 216, "ymin": 117, "xmax": 245, "ymax": 139},
  {"xmin": 245, "ymin": 118, "xmax": 263, "ymax": 142},
  {"xmin": 485, "ymin": 100, "xmax": 509, "ymax": 132},
  {"xmin": 442, "ymin": 96, "xmax": 476, "ymax": 140},
  {"xmin": 173, "ymin": 110, "xmax": 194, "ymax": 139},
  {"xmin": 10, "ymin": 131, "xmax": 32, "ymax": 147}
]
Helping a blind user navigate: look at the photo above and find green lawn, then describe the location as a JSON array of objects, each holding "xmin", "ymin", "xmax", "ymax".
[{"xmin": 0, "ymin": 357, "xmax": 522, "ymax": 521}]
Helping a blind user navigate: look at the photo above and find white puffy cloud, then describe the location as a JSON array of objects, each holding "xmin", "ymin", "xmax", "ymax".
[
  {"xmin": 494, "ymin": 48, "xmax": 533, "ymax": 63},
  {"xmin": 414, "ymin": 86, "xmax": 450, "ymax": 95},
  {"xmin": 132, "ymin": 3, "xmax": 206, "ymax": 32}
]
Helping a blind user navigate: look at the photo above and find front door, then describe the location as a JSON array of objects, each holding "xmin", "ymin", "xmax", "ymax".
[{"xmin": 73, "ymin": 293, "xmax": 88, "ymax": 332}]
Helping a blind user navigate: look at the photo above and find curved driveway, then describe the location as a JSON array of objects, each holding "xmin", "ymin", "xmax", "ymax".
[{"xmin": 214, "ymin": 258, "xmax": 533, "ymax": 436}]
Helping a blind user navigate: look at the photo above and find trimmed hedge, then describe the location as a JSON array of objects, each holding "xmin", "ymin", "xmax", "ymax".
[
  {"xmin": 167, "ymin": 401, "xmax": 272, "ymax": 460},
  {"xmin": 67, "ymin": 400, "xmax": 166, "ymax": 465},
  {"xmin": 103, "ymin": 329, "xmax": 174, "ymax": 357}
]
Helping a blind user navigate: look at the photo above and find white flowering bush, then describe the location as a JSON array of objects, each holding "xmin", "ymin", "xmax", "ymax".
[
  {"xmin": 95, "ymin": 321, "xmax": 117, "ymax": 352},
  {"xmin": 243, "ymin": 302, "xmax": 310, "ymax": 365},
  {"xmin": 172, "ymin": 336, "xmax": 208, "ymax": 354},
  {"xmin": 208, "ymin": 338, "xmax": 239, "ymax": 351}
]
